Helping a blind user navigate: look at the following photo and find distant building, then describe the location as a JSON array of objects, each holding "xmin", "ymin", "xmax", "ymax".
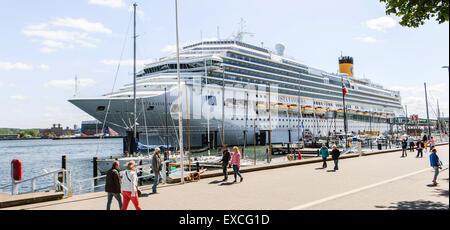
[
  {"xmin": 81, "ymin": 120, "xmax": 119, "ymax": 136},
  {"xmin": 40, "ymin": 124, "xmax": 78, "ymax": 138}
]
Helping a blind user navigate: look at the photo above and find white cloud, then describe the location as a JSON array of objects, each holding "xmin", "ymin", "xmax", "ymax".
[
  {"xmin": 51, "ymin": 18, "xmax": 112, "ymax": 34},
  {"xmin": 390, "ymin": 83, "xmax": 449, "ymax": 118},
  {"xmin": 10, "ymin": 95, "xmax": 26, "ymax": 100},
  {"xmin": 23, "ymin": 18, "xmax": 108, "ymax": 53},
  {"xmin": 101, "ymin": 58, "xmax": 155, "ymax": 68},
  {"xmin": 45, "ymin": 78, "xmax": 96, "ymax": 89},
  {"xmin": 88, "ymin": 0, "xmax": 125, "ymax": 8},
  {"xmin": 355, "ymin": 36, "xmax": 378, "ymax": 43},
  {"xmin": 42, "ymin": 40, "xmax": 66, "ymax": 49},
  {"xmin": 366, "ymin": 16, "xmax": 396, "ymax": 31},
  {"xmin": 161, "ymin": 45, "xmax": 177, "ymax": 54},
  {"xmin": 39, "ymin": 64, "xmax": 50, "ymax": 70},
  {"xmin": 0, "ymin": 61, "xmax": 33, "ymax": 71}
]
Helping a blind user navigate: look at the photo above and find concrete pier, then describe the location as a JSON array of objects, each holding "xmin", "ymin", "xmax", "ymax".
[{"xmin": 2, "ymin": 144, "xmax": 448, "ymax": 210}]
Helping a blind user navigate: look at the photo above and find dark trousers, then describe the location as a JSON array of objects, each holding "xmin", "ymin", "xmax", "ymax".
[
  {"xmin": 106, "ymin": 192, "xmax": 122, "ymax": 210},
  {"xmin": 222, "ymin": 164, "xmax": 228, "ymax": 180},
  {"xmin": 333, "ymin": 159, "xmax": 339, "ymax": 170},
  {"xmin": 409, "ymin": 144, "xmax": 414, "ymax": 152},
  {"xmin": 416, "ymin": 149, "xmax": 423, "ymax": 158},
  {"xmin": 322, "ymin": 157, "xmax": 327, "ymax": 168},
  {"xmin": 402, "ymin": 148, "xmax": 407, "ymax": 157}
]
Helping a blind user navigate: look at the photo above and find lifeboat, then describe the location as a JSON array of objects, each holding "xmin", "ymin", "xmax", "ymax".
[
  {"xmin": 363, "ymin": 111, "xmax": 370, "ymax": 116},
  {"xmin": 288, "ymin": 104, "xmax": 300, "ymax": 113},
  {"xmin": 302, "ymin": 106, "xmax": 314, "ymax": 115},
  {"xmin": 256, "ymin": 102, "xmax": 268, "ymax": 111},
  {"xmin": 274, "ymin": 103, "xmax": 288, "ymax": 112},
  {"xmin": 327, "ymin": 107, "xmax": 338, "ymax": 112},
  {"xmin": 356, "ymin": 110, "xmax": 364, "ymax": 115},
  {"xmin": 315, "ymin": 107, "xmax": 326, "ymax": 116}
]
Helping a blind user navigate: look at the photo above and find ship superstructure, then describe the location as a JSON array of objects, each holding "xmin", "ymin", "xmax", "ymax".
[{"xmin": 70, "ymin": 40, "xmax": 402, "ymax": 147}]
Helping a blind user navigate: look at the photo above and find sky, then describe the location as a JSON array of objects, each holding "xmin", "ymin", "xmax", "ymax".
[{"xmin": 0, "ymin": 0, "xmax": 448, "ymax": 129}]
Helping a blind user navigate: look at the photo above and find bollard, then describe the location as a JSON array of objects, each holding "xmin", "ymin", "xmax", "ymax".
[
  {"xmin": 93, "ymin": 157, "xmax": 98, "ymax": 178},
  {"xmin": 287, "ymin": 143, "xmax": 291, "ymax": 155},
  {"xmin": 138, "ymin": 160, "xmax": 143, "ymax": 186},
  {"xmin": 62, "ymin": 155, "xmax": 66, "ymax": 170}
]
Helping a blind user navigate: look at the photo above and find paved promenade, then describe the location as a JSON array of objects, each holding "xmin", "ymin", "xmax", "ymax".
[{"xmin": 4, "ymin": 145, "xmax": 449, "ymax": 210}]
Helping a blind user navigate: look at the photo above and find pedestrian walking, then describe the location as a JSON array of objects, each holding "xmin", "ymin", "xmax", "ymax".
[
  {"xmin": 416, "ymin": 140, "xmax": 424, "ymax": 158},
  {"xmin": 219, "ymin": 145, "xmax": 231, "ymax": 182},
  {"xmin": 424, "ymin": 140, "xmax": 428, "ymax": 153},
  {"xmin": 429, "ymin": 148, "xmax": 442, "ymax": 186},
  {"xmin": 331, "ymin": 145, "xmax": 340, "ymax": 171},
  {"xmin": 429, "ymin": 137, "xmax": 435, "ymax": 151},
  {"xmin": 231, "ymin": 146, "xmax": 243, "ymax": 183},
  {"xmin": 152, "ymin": 148, "xmax": 162, "ymax": 194},
  {"xmin": 408, "ymin": 136, "xmax": 415, "ymax": 152},
  {"xmin": 422, "ymin": 134, "xmax": 428, "ymax": 143},
  {"xmin": 319, "ymin": 143, "xmax": 329, "ymax": 168},
  {"xmin": 121, "ymin": 161, "xmax": 142, "ymax": 210},
  {"xmin": 401, "ymin": 139, "xmax": 408, "ymax": 157},
  {"xmin": 105, "ymin": 161, "xmax": 122, "ymax": 210}
]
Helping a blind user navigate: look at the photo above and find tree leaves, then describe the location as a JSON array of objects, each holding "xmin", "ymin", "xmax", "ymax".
[{"xmin": 380, "ymin": 0, "xmax": 449, "ymax": 27}]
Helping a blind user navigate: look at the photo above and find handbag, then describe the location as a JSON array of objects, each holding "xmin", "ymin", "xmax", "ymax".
[{"xmin": 125, "ymin": 171, "xmax": 142, "ymax": 196}]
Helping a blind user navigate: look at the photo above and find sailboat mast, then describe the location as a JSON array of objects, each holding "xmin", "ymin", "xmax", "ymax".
[
  {"xmin": 175, "ymin": 0, "xmax": 185, "ymax": 184},
  {"xmin": 133, "ymin": 3, "xmax": 137, "ymax": 139}
]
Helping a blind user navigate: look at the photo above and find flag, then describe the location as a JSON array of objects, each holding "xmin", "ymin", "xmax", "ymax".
[{"xmin": 342, "ymin": 81, "xmax": 348, "ymax": 97}]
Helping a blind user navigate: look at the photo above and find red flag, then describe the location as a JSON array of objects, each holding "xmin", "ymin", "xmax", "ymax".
[{"xmin": 342, "ymin": 81, "xmax": 348, "ymax": 97}]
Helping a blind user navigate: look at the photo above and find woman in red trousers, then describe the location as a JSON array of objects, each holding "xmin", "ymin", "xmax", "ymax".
[{"xmin": 121, "ymin": 161, "xmax": 142, "ymax": 210}]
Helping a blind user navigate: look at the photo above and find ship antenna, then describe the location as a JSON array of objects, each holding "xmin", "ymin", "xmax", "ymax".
[{"xmin": 233, "ymin": 18, "xmax": 254, "ymax": 42}]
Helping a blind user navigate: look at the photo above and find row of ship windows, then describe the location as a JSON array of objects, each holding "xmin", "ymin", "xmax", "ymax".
[
  {"xmin": 226, "ymin": 53, "xmax": 395, "ymax": 99},
  {"xmin": 207, "ymin": 74, "xmax": 398, "ymax": 108}
]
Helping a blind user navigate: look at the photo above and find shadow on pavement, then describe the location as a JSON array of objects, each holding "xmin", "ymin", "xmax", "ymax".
[
  {"xmin": 208, "ymin": 180, "xmax": 222, "ymax": 184},
  {"xmin": 219, "ymin": 182, "xmax": 235, "ymax": 186},
  {"xmin": 315, "ymin": 168, "xmax": 325, "ymax": 170},
  {"xmin": 375, "ymin": 200, "xmax": 448, "ymax": 210},
  {"xmin": 326, "ymin": 170, "xmax": 336, "ymax": 173}
]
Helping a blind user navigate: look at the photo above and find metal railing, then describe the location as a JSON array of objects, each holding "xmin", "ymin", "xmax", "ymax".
[
  {"xmin": 71, "ymin": 162, "xmax": 170, "ymax": 195},
  {"xmin": 0, "ymin": 168, "xmax": 72, "ymax": 198}
]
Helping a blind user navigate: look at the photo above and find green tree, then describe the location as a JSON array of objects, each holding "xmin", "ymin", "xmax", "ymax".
[{"xmin": 380, "ymin": 0, "xmax": 449, "ymax": 27}]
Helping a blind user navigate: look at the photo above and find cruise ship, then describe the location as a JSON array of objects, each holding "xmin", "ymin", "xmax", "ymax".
[{"xmin": 69, "ymin": 40, "xmax": 403, "ymax": 148}]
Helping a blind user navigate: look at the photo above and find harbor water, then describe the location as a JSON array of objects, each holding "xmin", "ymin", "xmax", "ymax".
[{"xmin": 0, "ymin": 138, "xmax": 123, "ymax": 194}]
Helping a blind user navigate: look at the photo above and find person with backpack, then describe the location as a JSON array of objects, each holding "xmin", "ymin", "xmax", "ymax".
[
  {"xmin": 121, "ymin": 161, "xmax": 142, "ymax": 210},
  {"xmin": 401, "ymin": 139, "xmax": 408, "ymax": 157},
  {"xmin": 429, "ymin": 148, "xmax": 442, "ymax": 186},
  {"xmin": 105, "ymin": 161, "xmax": 122, "ymax": 210},
  {"xmin": 416, "ymin": 140, "xmax": 424, "ymax": 158},
  {"xmin": 331, "ymin": 145, "xmax": 341, "ymax": 171},
  {"xmin": 319, "ymin": 143, "xmax": 329, "ymax": 168}
]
